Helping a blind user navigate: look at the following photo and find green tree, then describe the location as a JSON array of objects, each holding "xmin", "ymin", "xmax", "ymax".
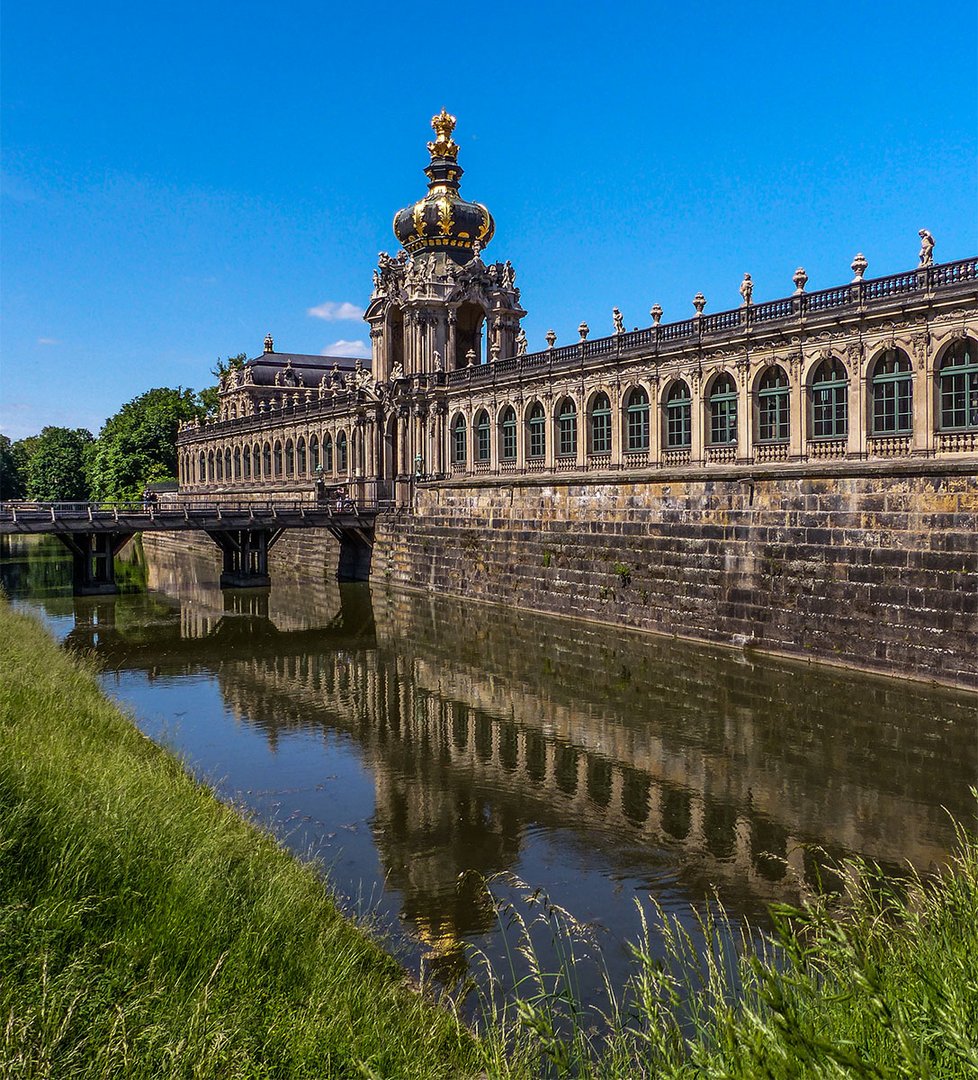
[
  {"xmin": 198, "ymin": 352, "xmax": 247, "ymax": 418},
  {"xmin": 23, "ymin": 427, "xmax": 94, "ymax": 501},
  {"xmin": 88, "ymin": 387, "xmax": 204, "ymax": 501},
  {"xmin": 0, "ymin": 434, "xmax": 26, "ymax": 499}
]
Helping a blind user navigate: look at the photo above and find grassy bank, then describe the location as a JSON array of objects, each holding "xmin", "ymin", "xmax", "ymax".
[
  {"xmin": 3, "ymin": 595, "xmax": 977, "ymax": 1078},
  {"xmin": 0, "ymin": 601, "xmax": 479, "ymax": 1078}
]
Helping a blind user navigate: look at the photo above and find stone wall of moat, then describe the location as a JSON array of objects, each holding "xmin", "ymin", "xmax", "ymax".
[{"xmin": 372, "ymin": 462, "xmax": 978, "ymax": 690}]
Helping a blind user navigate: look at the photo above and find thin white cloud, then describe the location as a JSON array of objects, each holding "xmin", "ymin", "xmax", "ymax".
[
  {"xmin": 321, "ymin": 340, "xmax": 371, "ymax": 359},
  {"xmin": 37, "ymin": 337, "xmax": 60, "ymax": 345},
  {"xmin": 307, "ymin": 300, "xmax": 362, "ymax": 321}
]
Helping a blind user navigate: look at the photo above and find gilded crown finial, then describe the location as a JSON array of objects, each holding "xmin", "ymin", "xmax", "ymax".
[{"xmin": 427, "ymin": 108, "xmax": 459, "ymax": 161}]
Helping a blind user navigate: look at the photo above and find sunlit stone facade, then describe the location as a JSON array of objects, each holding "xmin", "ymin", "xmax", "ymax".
[{"xmin": 177, "ymin": 112, "xmax": 978, "ymax": 502}]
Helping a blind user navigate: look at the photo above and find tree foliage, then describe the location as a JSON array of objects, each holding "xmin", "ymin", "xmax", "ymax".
[
  {"xmin": 87, "ymin": 387, "xmax": 204, "ymax": 501},
  {"xmin": 21, "ymin": 427, "xmax": 95, "ymax": 501},
  {"xmin": 0, "ymin": 435, "xmax": 26, "ymax": 500}
]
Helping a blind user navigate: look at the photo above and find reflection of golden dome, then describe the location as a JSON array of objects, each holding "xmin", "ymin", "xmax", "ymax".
[
  {"xmin": 393, "ymin": 111, "xmax": 495, "ymax": 265},
  {"xmin": 414, "ymin": 913, "xmax": 468, "ymax": 987}
]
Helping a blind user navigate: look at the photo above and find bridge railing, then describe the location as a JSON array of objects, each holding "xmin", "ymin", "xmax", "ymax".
[{"xmin": 0, "ymin": 482, "xmax": 395, "ymax": 528}]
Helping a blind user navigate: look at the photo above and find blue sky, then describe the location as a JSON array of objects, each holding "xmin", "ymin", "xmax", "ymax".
[{"xmin": 2, "ymin": 0, "xmax": 976, "ymax": 440}]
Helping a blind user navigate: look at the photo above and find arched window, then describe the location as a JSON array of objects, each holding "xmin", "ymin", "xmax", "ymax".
[
  {"xmin": 590, "ymin": 392, "xmax": 611, "ymax": 454},
  {"xmin": 625, "ymin": 387, "xmax": 650, "ymax": 452},
  {"xmin": 665, "ymin": 381, "xmax": 692, "ymax": 448},
  {"xmin": 199, "ymin": 452, "xmax": 206, "ymax": 482},
  {"xmin": 811, "ymin": 358, "xmax": 848, "ymax": 439},
  {"xmin": 757, "ymin": 366, "xmax": 789, "ymax": 443},
  {"xmin": 273, "ymin": 441, "xmax": 283, "ymax": 477},
  {"xmin": 938, "ymin": 339, "xmax": 978, "ymax": 431},
  {"xmin": 452, "ymin": 414, "xmax": 467, "ymax": 465},
  {"xmin": 871, "ymin": 350, "xmax": 912, "ymax": 434},
  {"xmin": 709, "ymin": 374, "xmax": 738, "ymax": 445},
  {"xmin": 309, "ymin": 435, "xmax": 320, "ymax": 474},
  {"xmin": 323, "ymin": 434, "xmax": 334, "ymax": 474},
  {"xmin": 252, "ymin": 444, "xmax": 261, "ymax": 479},
  {"xmin": 284, "ymin": 440, "xmax": 294, "ymax": 477},
  {"xmin": 500, "ymin": 406, "xmax": 517, "ymax": 461},
  {"xmin": 557, "ymin": 398, "xmax": 577, "ymax": 457},
  {"xmin": 297, "ymin": 437, "xmax": 307, "ymax": 475},
  {"xmin": 224, "ymin": 448, "xmax": 232, "ymax": 480},
  {"xmin": 263, "ymin": 442, "xmax": 272, "ymax": 478},
  {"xmin": 475, "ymin": 410, "xmax": 491, "ymax": 462},
  {"xmin": 528, "ymin": 402, "xmax": 546, "ymax": 459},
  {"xmin": 216, "ymin": 450, "xmax": 224, "ymax": 481},
  {"xmin": 233, "ymin": 447, "xmax": 241, "ymax": 479},
  {"xmin": 337, "ymin": 432, "xmax": 348, "ymax": 473},
  {"xmin": 208, "ymin": 451, "xmax": 216, "ymax": 481},
  {"xmin": 243, "ymin": 444, "xmax": 251, "ymax": 479}
]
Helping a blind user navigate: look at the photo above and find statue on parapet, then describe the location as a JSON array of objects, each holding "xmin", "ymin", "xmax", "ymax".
[
  {"xmin": 739, "ymin": 273, "xmax": 754, "ymax": 306},
  {"xmin": 515, "ymin": 328, "xmax": 528, "ymax": 355},
  {"xmin": 918, "ymin": 229, "xmax": 935, "ymax": 267},
  {"xmin": 612, "ymin": 308, "xmax": 625, "ymax": 334}
]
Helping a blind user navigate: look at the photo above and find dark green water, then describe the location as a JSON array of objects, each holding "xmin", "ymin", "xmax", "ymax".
[{"xmin": 3, "ymin": 535, "xmax": 976, "ymax": 1004}]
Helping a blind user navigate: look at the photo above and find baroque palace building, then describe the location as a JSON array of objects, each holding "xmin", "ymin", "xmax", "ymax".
[{"xmin": 177, "ymin": 110, "xmax": 978, "ymax": 504}]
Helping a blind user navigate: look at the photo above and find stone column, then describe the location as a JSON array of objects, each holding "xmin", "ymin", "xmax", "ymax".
[
  {"xmin": 737, "ymin": 360, "xmax": 751, "ymax": 461},
  {"xmin": 690, "ymin": 372, "xmax": 704, "ymax": 463},
  {"xmin": 790, "ymin": 356, "xmax": 805, "ymax": 460},
  {"xmin": 912, "ymin": 333, "xmax": 931, "ymax": 454}
]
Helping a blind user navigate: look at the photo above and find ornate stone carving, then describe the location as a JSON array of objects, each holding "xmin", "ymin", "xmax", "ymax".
[
  {"xmin": 851, "ymin": 253, "xmax": 868, "ymax": 281},
  {"xmin": 792, "ymin": 267, "xmax": 808, "ymax": 294},
  {"xmin": 612, "ymin": 308, "xmax": 625, "ymax": 334},
  {"xmin": 911, "ymin": 331, "xmax": 929, "ymax": 370},
  {"xmin": 918, "ymin": 229, "xmax": 935, "ymax": 267},
  {"xmin": 693, "ymin": 292, "xmax": 706, "ymax": 316},
  {"xmin": 515, "ymin": 328, "xmax": 528, "ymax": 355}
]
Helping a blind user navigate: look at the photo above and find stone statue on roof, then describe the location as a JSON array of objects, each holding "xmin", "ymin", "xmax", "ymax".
[
  {"xmin": 918, "ymin": 229, "xmax": 935, "ymax": 267},
  {"xmin": 739, "ymin": 273, "xmax": 754, "ymax": 306}
]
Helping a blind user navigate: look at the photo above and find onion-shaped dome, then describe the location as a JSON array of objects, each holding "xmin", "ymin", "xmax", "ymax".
[{"xmin": 393, "ymin": 110, "xmax": 494, "ymax": 265}]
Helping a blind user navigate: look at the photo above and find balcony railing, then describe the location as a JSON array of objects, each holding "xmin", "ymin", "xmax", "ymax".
[{"xmin": 439, "ymin": 258, "xmax": 977, "ymax": 392}]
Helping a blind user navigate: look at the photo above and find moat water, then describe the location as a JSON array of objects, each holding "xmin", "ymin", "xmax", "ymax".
[{"xmin": 3, "ymin": 536, "xmax": 976, "ymax": 1010}]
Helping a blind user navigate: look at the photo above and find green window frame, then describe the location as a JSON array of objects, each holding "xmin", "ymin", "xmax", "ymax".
[
  {"xmin": 452, "ymin": 414, "xmax": 467, "ymax": 464},
  {"xmin": 626, "ymin": 387, "xmax": 650, "ymax": 451},
  {"xmin": 528, "ymin": 402, "xmax": 546, "ymax": 459},
  {"xmin": 811, "ymin": 358, "xmax": 848, "ymax": 439},
  {"xmin": 476, "ymin": 410, "xmax": 491, "ymax": 462},
  {"xmin": 665, "ymin": 382, "xmax": 692, "ymax": 448},
  {"xmin": 557, "ymin": 399, "xmax": 577, "ymax": 457},
  {"xmin": 757, "ymin": 366, "xmax": 789, "ymax": 443},
  {"xmin": 590, "ymin": 393, "xmax": 611, "ymax": 453},
  {"xmin": 501, "ymin": 407, "xmax": 517, "ymax": 461},
  {"xmin": 939, "ymin": 340, "xmax": 978, "ymax": 431},
  {"xmin": 337, "ymin": 432, "xmax": 348, "ymax": 474},
  {"xmin": 709, "ymin": 375, "xmax": 738, "ymax": 445},
  {"xmin": 871, "ymin": 350, "xmax": 912, "ymax": 435}
]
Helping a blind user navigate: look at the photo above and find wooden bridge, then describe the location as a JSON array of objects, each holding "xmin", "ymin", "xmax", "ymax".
[{"xmin": 0, "ymin": 490, "xmax": 388, "ymax": 594}]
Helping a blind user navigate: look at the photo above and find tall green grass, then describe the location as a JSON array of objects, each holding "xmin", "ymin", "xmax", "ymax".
[
  {"xmin": 3, "ymin": 593, "xmax": 976, "ymax": 1078},
  {"xmin": 471, "ymin": 820, "xmax": 978, "ymax": 1078},
  {"xmin": 0, "ymin": 601, "xmax": 479, "ymax": 1078}
]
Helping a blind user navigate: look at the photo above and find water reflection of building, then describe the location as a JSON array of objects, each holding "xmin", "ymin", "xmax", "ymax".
[
  {"xmin": 197, "ymin": 584, "xmax": 975, "ymax": 974},
  {"xmin": 46, "ymin": 531, "xmax": 975, "ymax": 978}
]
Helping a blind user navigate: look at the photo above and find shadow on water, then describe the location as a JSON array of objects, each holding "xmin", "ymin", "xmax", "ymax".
[{"xmin": 3, "ymin": 534, "xmax": 976, "ymax": 999}]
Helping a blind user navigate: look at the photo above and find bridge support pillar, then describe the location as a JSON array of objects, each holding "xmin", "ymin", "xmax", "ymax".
[
  {"xmin": 207, "ymin": 528, "xmax": 283, "ymax": 589},
  {"xmin": 56, "ymin": 532, "xmax": 134, "ymax": 595}
]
